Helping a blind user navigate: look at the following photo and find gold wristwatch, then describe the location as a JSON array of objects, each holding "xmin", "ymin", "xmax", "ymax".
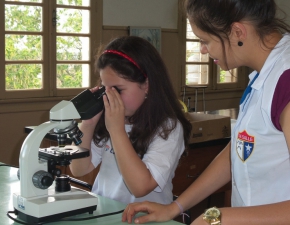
[{"xmin": 203, "ymin": 206, "xmax": 221, "ymax": 225}]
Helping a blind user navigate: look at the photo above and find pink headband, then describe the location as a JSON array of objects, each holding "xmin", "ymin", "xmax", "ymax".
[{"xmin": 102, "ymin": 50, "xmax": 147, "ymax": 78}]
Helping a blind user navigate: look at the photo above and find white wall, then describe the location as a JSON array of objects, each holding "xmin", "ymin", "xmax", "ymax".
[
  {"xmin": 103, "ymin": 0, "xmax": 290, "ymax": 28},
  {"xmin": 103, "ymin": 0, "xmax": 178, "ymax": 29},
  {"xmin": 276, "ymin": 0, "xmax": 290, "ymax": 25}
]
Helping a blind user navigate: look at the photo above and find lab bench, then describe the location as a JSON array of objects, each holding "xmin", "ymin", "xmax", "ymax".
[{"xmin": 0, "ymin": 164, "xmax": 182, "ymax": 225}]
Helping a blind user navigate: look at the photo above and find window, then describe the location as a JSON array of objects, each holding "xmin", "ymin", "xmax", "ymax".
[
  {"xmin": 184, "ymin": 18, "xmax": 241, "ymax": 90},
  {"xmin": 0, "ymin": 0, "xmax": 101, "ymax": 99}
]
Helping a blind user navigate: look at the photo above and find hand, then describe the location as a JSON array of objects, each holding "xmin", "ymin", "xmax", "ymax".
[
  {"xmin": 103, "ymin": 86, "xmax": 125, "ymax": 133},
  {"xmin": 122, "ymin": 201, "xmax": 176, "ymax": 224}
]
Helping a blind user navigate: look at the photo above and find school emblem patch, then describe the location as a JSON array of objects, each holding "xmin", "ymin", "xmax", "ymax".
[
  {"xmin": 236, "ymin": 130, "xmax": 255, "ymax": 162},
  {"xmin": 104, "ymin": 144, "xmax": 115, "ymax": 154},
  {"xmin": 105, "ymin": 144, "xmax": 110, "ymax": 152}
]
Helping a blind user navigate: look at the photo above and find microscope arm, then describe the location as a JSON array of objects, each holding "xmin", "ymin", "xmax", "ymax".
[
  {"xmin": 20, "ymin": 121, "xmax": 62, "ymax": 198},
  {"xmin": 20, "ymin": 100, "xmax": 81, "ymax": 198}
]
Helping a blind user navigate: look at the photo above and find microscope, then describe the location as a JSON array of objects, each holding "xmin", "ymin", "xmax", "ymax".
[{"xmin": 13, "ymin": 87, "xmax": 106, "ymax": 223}]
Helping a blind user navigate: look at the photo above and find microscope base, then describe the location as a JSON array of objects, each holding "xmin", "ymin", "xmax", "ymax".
[
  {"xmin": 15, "ymin": 205, "xmax": 96, "ymax": 223},
  {"xmin": 13, "ymin": 187, "xmax": 98, "ymax": 223}
]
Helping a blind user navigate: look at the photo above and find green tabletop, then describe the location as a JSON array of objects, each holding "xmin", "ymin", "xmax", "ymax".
[{"xmin": 0, "ymin": 164, "xmax": 182, "ymax": 225}]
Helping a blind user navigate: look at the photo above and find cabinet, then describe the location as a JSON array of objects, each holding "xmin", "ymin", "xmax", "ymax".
[
  {"xmin": 172, "ymin": 138, "xmax": 231, "ymax": 223},
  {"xmin": 172, "ymin": 139, "xmax": 230, "ymax": 196}
]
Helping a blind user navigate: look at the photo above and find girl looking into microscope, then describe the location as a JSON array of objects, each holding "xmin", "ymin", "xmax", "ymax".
[{"xmin": 70, "ymin": 36, "xmax": 192, "ymax": 205}]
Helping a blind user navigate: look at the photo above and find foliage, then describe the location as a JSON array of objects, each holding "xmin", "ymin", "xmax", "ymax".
[
  {"xmin": 5, "ymin": 1, "xmax": 86, "ymax": 90},
  {"xmin": 219, "ymin": 69, "xmax": 226, "ymax": 83}
]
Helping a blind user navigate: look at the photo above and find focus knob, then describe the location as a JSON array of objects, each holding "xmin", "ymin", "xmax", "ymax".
[{"xmin": 32, "ymin": 170, "xmax": 54, "ymax": 189}]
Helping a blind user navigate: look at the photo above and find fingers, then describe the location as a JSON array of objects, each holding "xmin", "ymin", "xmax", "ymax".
[
  {"xmin": 105, "ymin": 87, "xmax": 117, "ymax": 108},
  {"xmin": 134, "ymin": 213, "xmax": 156, "ymax": 224},
  {"xmin": 89, "ymin": 86, "xmax": 102, "ymax": 93},
  {"xmin": 122, "ymin": 204, "xmax": 137, "ymax": 224},
  {"xmin": 122, "ymin": 202, "xmax": 157, "ymax": 224},
  {"xmin": 122, "ymin": 204, "xmax": 145, "ymax": 224},
  {"xmin": 103, "ymin": 86, "xmax": 125, "ymax": 132},
  {"xmin": 89, "ymin": 86, "xmax": 98, "ymax": 92},
  {"xmin": 104, "ymin": 86, "xmax": 123, "ymax": 110}
]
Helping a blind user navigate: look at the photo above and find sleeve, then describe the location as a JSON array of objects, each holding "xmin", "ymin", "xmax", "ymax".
[
  {"xmin": 271, "ymin": 69, "xmax": 290, "ymax": 131},
  {"xmin": 142, "ymin": 121, "xmax": 185, "ymax": 192},
  {"xmin": 90, "ymin": 140, "xmax": 103, "ymax": 168}
]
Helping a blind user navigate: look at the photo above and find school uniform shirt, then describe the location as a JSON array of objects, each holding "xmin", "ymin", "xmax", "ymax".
[
  {"xmin": 231, "ymin": 34, "xmax": 290, "ymax": 207},
  {"xmin": 90, "ymin": 120, "xmax": 184, "ymax": 205}
]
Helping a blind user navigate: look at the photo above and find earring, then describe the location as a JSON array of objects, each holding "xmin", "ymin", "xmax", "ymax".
[
  {"xmin": 238, "ymin": 41, "xmax": 243, "ymax": 47},
  {"xmin": 145, "ymin": 93, "xmax": 148, "ymax": 99}
]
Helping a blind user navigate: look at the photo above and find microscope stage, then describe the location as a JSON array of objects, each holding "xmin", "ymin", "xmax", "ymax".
[{"xmin": 39, "ymin": 145, "xmax": 90, "ymax": 162}]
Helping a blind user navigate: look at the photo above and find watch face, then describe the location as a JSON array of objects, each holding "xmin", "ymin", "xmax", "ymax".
[{"xmin": 205, "ymin": 208, "xmax": 220, "ymax": 220}]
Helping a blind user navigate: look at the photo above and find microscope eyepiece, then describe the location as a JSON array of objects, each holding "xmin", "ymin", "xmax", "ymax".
[
  {"xmin": 70, "ymin": 86, "xmax": 120, "ymax": 120},
  {"xmin": 70, "ymin": 87, "xmax": 106, "ymax": 120}
]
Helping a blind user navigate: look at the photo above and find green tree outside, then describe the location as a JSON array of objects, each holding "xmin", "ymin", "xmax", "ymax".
[{"xmin": 5, "ymin": 0, "xmax": 86, "ymax": 90}]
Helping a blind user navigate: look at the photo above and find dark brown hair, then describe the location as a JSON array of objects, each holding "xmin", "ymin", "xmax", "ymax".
[{"xmin": 93, "ymin": 36, "xmax": 192, "ymax": 158}]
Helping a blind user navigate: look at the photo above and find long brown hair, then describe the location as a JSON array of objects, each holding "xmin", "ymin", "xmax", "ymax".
[{"xmin": 93, "ymin": 36, "xmax": 192, "ymax": 158}]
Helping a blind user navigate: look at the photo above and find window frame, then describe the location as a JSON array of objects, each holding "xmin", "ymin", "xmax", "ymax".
[
  {"xmin": 0, "ymin": 0, "xmax": 102, "ymax": 100},
  {"xmin": 181, "ymin": 15, "xmax": 246, "ymax": 92}
]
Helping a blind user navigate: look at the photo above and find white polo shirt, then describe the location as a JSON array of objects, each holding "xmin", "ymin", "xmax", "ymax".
[{"xmin": 90, "ymin": 120, "xmax": 185, "ymax": 205}]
